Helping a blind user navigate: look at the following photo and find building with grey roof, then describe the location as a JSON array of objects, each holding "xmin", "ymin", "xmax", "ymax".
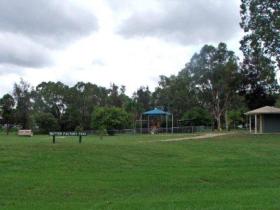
[{"xmin": 245, "ymin": 106, "xmax": 280, "ymax": 133}]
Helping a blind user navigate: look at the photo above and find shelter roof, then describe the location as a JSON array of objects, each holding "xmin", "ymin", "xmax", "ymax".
[
  {"xmin": 143, "ymin": 108, "xmax": 171, "ymax": 116},
  {"xmin": 245, "ymin": 106, "xmax": 280, "ymax": 115}
]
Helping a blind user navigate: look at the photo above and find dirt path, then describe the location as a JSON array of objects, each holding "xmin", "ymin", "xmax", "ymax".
[{"xmin": 160, "ymin": 132, "xmax": 229, "ymax": 142}]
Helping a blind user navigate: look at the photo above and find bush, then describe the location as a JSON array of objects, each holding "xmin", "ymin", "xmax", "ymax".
[
  {"xmin": 228, "ymin": 110, "xmax": 245, "ymax": 129},
  {"xmin": 35, "ymin": 112, "xmax": 59, "ymax": 134},
  {"xmin": 91, "ymin": 107, "xmax": 131, "ymax": 135},
  {"xmin": 75, "ymin": 126, "xmax": 84, "ymax": 132},
  {"xmin": 183, "ymin": 107, "xmax": 212, "ymax": 126},
  {"xmin": 97, "ymin": 126, "xmax": 107, "ymax": 139}
]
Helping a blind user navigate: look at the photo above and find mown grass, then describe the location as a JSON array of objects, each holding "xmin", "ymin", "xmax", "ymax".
[{"xmin": 0, "ymin": 132, "xmax": 280, "ymax": 209}]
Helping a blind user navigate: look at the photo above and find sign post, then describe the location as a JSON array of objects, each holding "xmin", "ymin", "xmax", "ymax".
[{"xmin": 49, "ymin": 132, "xmax": 87, "ymax": 144}]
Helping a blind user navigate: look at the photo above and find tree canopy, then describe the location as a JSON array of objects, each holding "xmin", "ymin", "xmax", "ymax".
[
  {"xmin": 240, "ymin": 0, "xmax": 280, "ymax": 109},
  {"xmin": 241, "ymin": 0, "xmax": 280, "ymax": 67},
  {"xmin": 0, "ymin": 94, "xmax": 15, "ymax": 134},
  {"xmin": 183, "ymin": 43, "xmax": 239, "ymax": 130}
]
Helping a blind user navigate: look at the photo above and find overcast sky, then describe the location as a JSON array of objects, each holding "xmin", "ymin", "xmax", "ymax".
[{"xmin": 0, "ymin": 0, "xmax": 242, "ymax": 97}]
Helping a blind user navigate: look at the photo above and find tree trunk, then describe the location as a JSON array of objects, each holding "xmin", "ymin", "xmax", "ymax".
[
  {"xmin": 6, "ymin": 123, "xmax": 10, "ymax": 135},
  {"xmin": 216, "ymin": 115, "xmax": 222, "ymax": 131},
  {"xmin": 214, "ymin": 91, "xmax": 222, "ymax": 131},
  {"xmin": 225, "ymin": 110, "xmax": 229, "ymax": 131}
]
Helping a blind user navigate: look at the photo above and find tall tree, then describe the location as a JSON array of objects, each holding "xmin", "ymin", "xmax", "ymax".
[
  {"xmin": 240, "ymin": 0, "xmax": 279, "ymax": 109},
  {"xmin": 239, "ymin": 46, "xmax": 279, "ymax": 109},
  {"xmin": 108, "ymin": 84, "xmax": 129, "ymax": 108},
  {"xmin": 133, "ymin": 86, "xmax": 151, "ymax": 117},
  {"xmin": 185, "ymin": 43, "xmax": 239, "ymax": 130},
  {"xmin": 153, "ymin": 71, "xmax": 197, "ymax": 119},
  {"xmin": 0, "ymin": 94, "xmax": 15, "ymax": 134},
  {"xmin": 34, "ymin": 82, "xmax": 69, "ymax": 130},
  {"xmin": 240, "ymin": 0, "xmax": 280, "ymax": 69},
  {"xmin": 69, "ymin": 82, "xmax": 109, "ymax": 130},
  {"xmin": 13, "ymin": 79, "xmax": 33, "ymax": 129}
]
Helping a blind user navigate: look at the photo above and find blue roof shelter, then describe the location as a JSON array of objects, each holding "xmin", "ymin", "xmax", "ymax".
[
  {"xmin": 141, "ymin": 108, "xmax": 173, "ymax": 134},
  {"xmin": 143, "ymin": 108, "xmax": 171, "ymax": 116}
]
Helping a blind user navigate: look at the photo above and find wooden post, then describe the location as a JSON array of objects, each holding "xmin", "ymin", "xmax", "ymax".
[
  {"xmin": 255, "ymin": 114, "xmax": 257, "ymax": 134},
  {"xmin": 53, "ymin": 135, "xmax": 55, "ymax": 144}
]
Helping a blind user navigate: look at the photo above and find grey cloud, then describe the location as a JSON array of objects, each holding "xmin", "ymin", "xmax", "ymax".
[
  {"xmin": 0, "ymin": 0, "xmax": 98, "ymax": 46},
  {"xmin": 118, "ymin": 0, "xmax": 241, "ymax": 45},
  {"xmin": 0, "ymin": 64, "xmax": 24, "ymax": 76},
  {"xmin": 0, "ymin": 33, "xmax": 52, "ymax": 68},
  {"xmin": 0, "ymin": 0, "xmax": 98, "ymax": 68}
]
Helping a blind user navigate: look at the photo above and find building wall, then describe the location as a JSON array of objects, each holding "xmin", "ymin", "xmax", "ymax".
[{"xmin": 263, "ymin": 114, "xmax": 280, "ymax": 133}]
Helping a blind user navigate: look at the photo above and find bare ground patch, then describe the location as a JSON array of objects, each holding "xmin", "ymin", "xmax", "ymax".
[{"xmin": 160, "ymin": 133, "xmax": 229, "ymax": 142}]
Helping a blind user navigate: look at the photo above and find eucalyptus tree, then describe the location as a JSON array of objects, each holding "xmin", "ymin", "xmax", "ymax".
[
  {"xmin": 132, "ymin": 86, "xmax": 152, "ymax": 117},
  {"xmin": 185, "ymin": 43, "xmax": 239, "ymax": 130},
  {"xmin": 13, "ymin": 79, "xmax": 33, "ymax": 129},
  {"xmin": 152, "ymin": 71, "xmax": 197, "ymax": 119},
  {"xmin": 34, "ymin": 82, "xmax": 69, "ymax": 130},
  {"xmin": 70, "ymin": 82, "xmax": 109, "ymax": 130}
]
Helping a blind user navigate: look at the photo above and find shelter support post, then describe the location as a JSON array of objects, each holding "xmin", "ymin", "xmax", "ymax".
[
  {"xmin": 255, "ymin": 114, "xmax": 257, "ymax": 134},
  {"xmin": 260, "ymin": 114, "xmax": 263, "ymax": 133},
  {"xmin": 148, "ymin": 116, "xmax": 150, "ymax": 134},
  {"xmin": 140, "ymin": 115, "xmax": 142, "ymax": 134},
  {"xmin": 133, "ymin": 121, "xmax": 136, "ymax": 135},
  {"xmin": 166, "ymin": 115, "xmax": 168, "ymax": 134},
  {"xmin": 249, "ymin": 115, "xmax": 251, "ymax": 133},
  {"xmin": 172, "ymin": 114, "xmax": 174, "ymax": 134}
]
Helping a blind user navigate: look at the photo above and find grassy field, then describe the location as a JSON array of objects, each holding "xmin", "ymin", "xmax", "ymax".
[{"xmin": 0, "ymin": 132, "xmax": 280, "ymax": 210}]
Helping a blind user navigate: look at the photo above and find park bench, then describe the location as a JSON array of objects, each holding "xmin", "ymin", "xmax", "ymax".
[{"xmin": 18, "ymin": 130, "xmax": 33, "ymax": 137}]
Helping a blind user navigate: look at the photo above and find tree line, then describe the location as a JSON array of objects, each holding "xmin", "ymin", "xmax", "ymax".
[{"xmin": 0, "ymin": 0, "xmax": 279, "ymax": 133}]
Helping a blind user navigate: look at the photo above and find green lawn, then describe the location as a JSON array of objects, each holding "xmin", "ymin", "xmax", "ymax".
[{"xmin": 0, "ymin": 132, "xmax": 280, "ymax": 209}]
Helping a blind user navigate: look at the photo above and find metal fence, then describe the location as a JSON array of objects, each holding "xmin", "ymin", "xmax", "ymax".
[
  {"xmin": 134, "ymin": 126, "xmax": 211, "ymax": 134},
  {"xmin": 85, "ymin": 126, "xmax": 212, "ymax": 135}
]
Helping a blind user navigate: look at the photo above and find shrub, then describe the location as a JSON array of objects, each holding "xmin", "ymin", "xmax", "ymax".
[
  {"xmin": 91, "ymin": 107, "xmax": 130, "ymax": 135},
  {"xmin": 183, "ymin": 107, "xmax": 212, "ymax": 126},
  {"xmin": 35, "ymin": 112, "xmax": 59, "ymax": 134}
]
